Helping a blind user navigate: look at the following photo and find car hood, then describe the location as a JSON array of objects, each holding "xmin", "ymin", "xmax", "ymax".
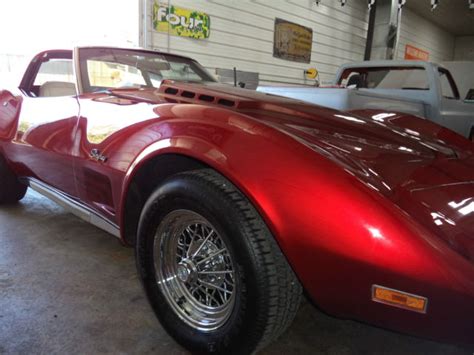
[{"xmin": 113, "ymin": 82, "xmax": 474, "ymax": 261}]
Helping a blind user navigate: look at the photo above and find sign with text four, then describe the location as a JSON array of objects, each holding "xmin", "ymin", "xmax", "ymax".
[
  {"xmin": 273, "ymin": 18, "xmax": 313, "ymax": 63},
  {"xmin": 152, "ymin": 2, "xmax": 210, "ymax": 39},
  {"xmin": 404, "ymin": 44, "xmax": 429, "ymax": 61}
]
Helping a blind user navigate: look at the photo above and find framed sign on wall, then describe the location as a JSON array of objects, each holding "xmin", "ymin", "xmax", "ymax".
[
  {"xmin": 273, "ymin": 18, "xmax": 313, "ymax": 63},
  {"xmin": 152, "ymin": 2, "xmax": 210, "ymax": 39}
]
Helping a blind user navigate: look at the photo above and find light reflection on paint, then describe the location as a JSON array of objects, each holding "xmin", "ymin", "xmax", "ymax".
[
  {"xmin": 459, "ymin": 202, "xmax": 474, "ymax": 216},
  {"xmin": 405, "ymin": 128, "xmax": 420, "ymax": 136},
  {"xmin": 371, "ymin": 113, "xmax": 396, "ymax": 122},
  {"xmin": 334, "ymin": 114, "xmax": 365, "ymax": 124},
  {"xmin": 449, "ymin": 198, "xmax": 471, "ymax": 209},
  {"xmin": 398, "ymin": 146, "xmax": 414, "ymax": 153},
  {"xmin": 366, "ymin": 183, "xmax": 380, "ymax": 192},
  {"xmin": 430, "ymin": 212, "xmax": 456, "ymax": 226},
  {"xmin": 448, "ymin": 198, "xmax": 474, "ymax": 216},
  {"xmin": 368, "ymin": 227, "xmax": 384, "ymax": 240},
  {"xmin": 83, "ymin": 99, "xmax": 158, "ymax": 144}
]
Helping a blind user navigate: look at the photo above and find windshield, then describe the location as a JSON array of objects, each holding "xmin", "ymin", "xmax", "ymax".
[
  {"xmin": 339, "ymin": 67, "xmax": 429, "ymax": 90},
  {"xmin": 78, "ymin": 47, "xmax": 216, "ymax": 93}
]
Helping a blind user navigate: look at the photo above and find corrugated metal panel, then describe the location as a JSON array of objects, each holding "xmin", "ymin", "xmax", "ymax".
[
  {"xmin": 144, "ymin": 0, "xmax": 369, "ymax": 85},
  {"xmin": 397, "ymin": 8, "xmax": 455, "ymax": 64}
]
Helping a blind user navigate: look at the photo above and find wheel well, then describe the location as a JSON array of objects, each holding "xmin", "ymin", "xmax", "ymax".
[{"xmin": 122, "ymin": 154, "xmax": 208, "ymax": 246}]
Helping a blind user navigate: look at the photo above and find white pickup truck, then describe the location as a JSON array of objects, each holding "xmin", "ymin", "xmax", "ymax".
[{"xmin": 258, "ymin": 60, "xmax": 474, "ymax": 140}]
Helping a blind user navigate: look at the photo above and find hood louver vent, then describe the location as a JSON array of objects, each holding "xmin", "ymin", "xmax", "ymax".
[
  {"xmin": 164, "ymin": 87, "xmax": 179, "ymax": 95},
  {"xmin": 198, "ymin": 94, "xmax": 214, "ymax": 102},
  {"xmin": 160, "ymin": 84, "xmax": 236, "ymax": 108},
  {"xmin": 181, "ymin": 91, "xmax": 195, "ymax": 98},
  {"xmin": 217, "ymin": 98, "xmax": 235, "ymax": 107}
]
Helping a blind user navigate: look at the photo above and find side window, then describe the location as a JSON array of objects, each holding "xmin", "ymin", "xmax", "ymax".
[
  {"xmin": 34, "ymin": 59, "xmax": 74, "ymax": 86},
  {"xmin": 340, "ymin": 71, "xmax": 358, "ymax": 86},
  {"xmin": 341, "ymin": 71, "xmax": 362, "ymax": 87},
  {"xmin": 34, "ymin": 59, "xmax": 76, "ymax": 97},
  {"xmin": 438, "ymin": 69, "xmax": 458, "ymax": 100}
]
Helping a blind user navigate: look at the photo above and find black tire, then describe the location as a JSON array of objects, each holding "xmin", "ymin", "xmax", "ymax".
[
  {"xmin": 470, "ymin": 128, "xmax": 473, "ymax": 142},
  {"xmin": 0, "ymin": 154, "xmax": 27, "ymax": 204},
  {"xmin": 136, "ymin": 169, "xmax": 302, "ymax": 354}
]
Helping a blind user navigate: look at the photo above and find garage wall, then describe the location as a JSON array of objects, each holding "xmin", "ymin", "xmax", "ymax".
[
  {"xmin": 396, "ymin": 8, "xmax": 455, "ymax": 63},
  {"xmin": 454, "ymin": 36, "xmax": 474, "ymax": 61},
  {"xmin": 142, "ymin": 0, "xmax": 369, "ymax": 86}
]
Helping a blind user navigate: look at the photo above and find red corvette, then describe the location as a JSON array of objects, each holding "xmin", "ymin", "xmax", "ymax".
[{"xmin": 0, "ymin": 47, "xmax": 473, "ymax": 353}]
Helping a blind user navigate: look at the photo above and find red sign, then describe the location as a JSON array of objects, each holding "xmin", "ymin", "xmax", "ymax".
[{"xmin": 404, "ymin": 44, "xmax": 429, "ymax": 61}]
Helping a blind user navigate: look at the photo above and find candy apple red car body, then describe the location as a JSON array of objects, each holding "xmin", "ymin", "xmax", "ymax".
[{"xmin": 0, "ymin": 48, "xmax": 473, "ymax": 347}]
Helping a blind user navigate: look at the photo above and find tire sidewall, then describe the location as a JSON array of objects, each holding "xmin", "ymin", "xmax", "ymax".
[{"xmin": 136, "ymin": 175, "xmax": 266, "ymax": 354}]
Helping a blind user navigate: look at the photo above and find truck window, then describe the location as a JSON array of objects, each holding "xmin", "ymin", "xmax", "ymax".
[
  {"xmin": 438, "ymin": 68, "xmax": 459, "ymax": 100},
  {"xmin": 339, "ymin": 67, "xmax": 429, "ymax": 90}
]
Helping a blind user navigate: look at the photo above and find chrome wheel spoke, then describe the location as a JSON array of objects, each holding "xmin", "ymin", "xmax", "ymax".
[
  {"xmin": 196, "ymin": 248, "xmax": 226, "ymax": 266},
  {"xmin": 198, "ymin": 270, "xmax": 233, "ymax": 275},
  {"xmin": 191, "ymin": 229, "xmax": 214, "ymax": 258},
  {"xmin": 199, "ymin": 279, "xmax": 233, "ymax": 295},
  {"xmin": 185, "ymin": 225, "xmax": 198, "ymax": 258},
  {"xmin": 154, "ymin": 210, "xmax": 236, "ymax": 332}
]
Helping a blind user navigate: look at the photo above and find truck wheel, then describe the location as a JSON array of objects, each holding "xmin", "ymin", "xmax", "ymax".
[
  {"xmin": 0, "ymin": 155, "xmax": 27, "ymax": 204},
  {"xmin": 136, "ymin": 169, "xmax": 302, "ymax": 354}
]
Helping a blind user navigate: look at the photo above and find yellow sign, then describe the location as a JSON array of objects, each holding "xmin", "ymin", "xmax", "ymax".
[
  {"xmin": 152, "ymin": 2, "xmax": 210, "ymax": 39},
  {"xmin": 305, "ymin": 68, "xmax": 318, "ymax": 79},
  {"xmin": 274, "ymin": 18, "xmax": 313, "ymax": 63}
]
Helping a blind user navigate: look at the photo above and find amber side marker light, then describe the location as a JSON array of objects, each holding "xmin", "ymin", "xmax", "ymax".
[{"xmin": 372, "ymin": 285, "xmax": 428, "ymax": 313}]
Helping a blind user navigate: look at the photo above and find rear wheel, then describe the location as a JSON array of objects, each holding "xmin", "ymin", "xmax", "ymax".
[
  {"xmin": 0, "ymin": 154, "xmax": 27, "ymax": 204},
  {"xmin": 136, "ymin": 169, "xmax": 302, "ymax": 354}
]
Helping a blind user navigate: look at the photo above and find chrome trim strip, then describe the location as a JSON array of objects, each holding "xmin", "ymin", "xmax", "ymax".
[{"xmin": 26, "ymin": 178, "xmax": 120, "ymax": 238}]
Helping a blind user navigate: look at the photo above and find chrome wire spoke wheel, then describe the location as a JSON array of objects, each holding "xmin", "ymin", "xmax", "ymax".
[{"xmin": 154, "ymin": 209, "xmax": 236, "ymax": 331}]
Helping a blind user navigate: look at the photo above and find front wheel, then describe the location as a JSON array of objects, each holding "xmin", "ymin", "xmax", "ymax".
[
  {"xmin": 0, "ymin": 154, "xmax": 27, "ymax": 204},
  {"xmin": 136, "ymin": 169, "xmax": 302, "ymax": 354}
]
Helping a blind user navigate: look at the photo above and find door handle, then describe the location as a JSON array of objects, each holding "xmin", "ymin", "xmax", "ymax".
[{"xmin": 90, "ymin": 148, "xmax": 107, "ymax": 162}]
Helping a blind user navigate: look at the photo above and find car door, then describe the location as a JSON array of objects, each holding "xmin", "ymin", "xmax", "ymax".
[
  {"xmin": 6, "ymin": 50, "xmax": 79, "ymax": 197},
  {"xmin": 72, "ymin": 47, "xmax": 159, "ymax": 225}
]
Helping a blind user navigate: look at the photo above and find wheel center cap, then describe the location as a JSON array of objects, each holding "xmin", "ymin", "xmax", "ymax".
[{"xmin": 177, "ymin": 264, "xmax": 191, "ymax": 282}]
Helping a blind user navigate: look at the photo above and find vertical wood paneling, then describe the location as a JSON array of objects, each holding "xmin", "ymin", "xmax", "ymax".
[
  {"xmin": 396, "ymin": 8, "xmax": 455, "ymax": 64},
  {"xmin": 144, "ymin": 0, "xmax": 369, "ymax": 85},
  {"xmin": 454, "ymin": 36, "xmax": 474, "ymax": 61}
]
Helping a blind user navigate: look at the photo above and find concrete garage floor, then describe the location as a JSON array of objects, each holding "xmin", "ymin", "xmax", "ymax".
[{"xmin": 0, "ymin": 190, "xmax": 471, "ymax": 355}]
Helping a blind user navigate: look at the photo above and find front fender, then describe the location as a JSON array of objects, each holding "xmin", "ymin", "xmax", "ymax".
[{"xmin": 116, "ymin": 103, "xmax": 474, "ymax": 344}]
